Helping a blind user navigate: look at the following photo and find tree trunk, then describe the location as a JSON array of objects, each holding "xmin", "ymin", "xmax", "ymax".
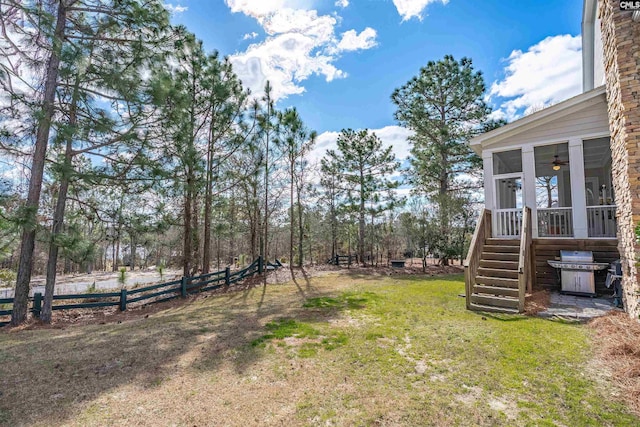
[
  {"xmin": 229, "ymin": 189, "xmax": 236, "ymax": 264},
  {"xmin": 358, "ymin": 188, "xmax": 365, "ymax": 266},
  {"xmin": 114, "ymin": 231, "xmax": 120, "ymax": 272},
  {"xmin": 202, "ymin": 131, "xmax": 214, "ymax": 274},
  {"xmin": 330, "ymin": 193, "xmax": 337, "ymax": 262},
  {"xmin": 130, "ymin": 232, "xmax": 136, "ymax": 271},
  {"xmin": 41, "ymin": 148, "xmax": 72, "ymax": 323},
  {"xmin": 183, "ymin": 179, "xmax": 192, "ymax": 277},
  {"xmin": 12, "ymin": 3, "xmax": 67, "ymax": 325},
  {"xmin": 297, "ymin": 187, "xmax": 304, "ymax": 268},
  {"xmin": 191, "ymin": 192, "xmax": 200, "ymax": 276},
  {"xmin": 264, "ymin": 133, "xmax": 269, "ymax": 265},
  {"xmin": 289, "ymin": 163, "xmax": 294, "ymax": 268},
  {"xmin": 41, "ymin": 64, "xmax": 84, "ymax": 323}
]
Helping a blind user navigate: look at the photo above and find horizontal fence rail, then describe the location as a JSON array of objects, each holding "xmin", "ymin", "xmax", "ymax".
[
  {"xmin": 0, "ymin": 257, "xmax": 272, "ymax": 327},
  {"xmin": 330, "ymin": 255, "xmax": 359, "ymax": 266}
]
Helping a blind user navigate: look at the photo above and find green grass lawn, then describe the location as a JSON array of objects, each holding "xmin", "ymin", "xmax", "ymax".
[{"xmin": 0, "ymin": 272, "xmax": 636, "ymax": 426}]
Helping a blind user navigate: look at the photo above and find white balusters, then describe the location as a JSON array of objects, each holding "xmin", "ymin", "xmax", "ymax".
[
  {"xmin": 586, "ymin": 205, "xmax": 617, "ymax": 237},
  {"xmin": 537, "ymin": 207, "xmax": 574, "ymax": 237},
  {"xmin": 494, "ymin": 209, "xmax": 522, "ymax": 238}
]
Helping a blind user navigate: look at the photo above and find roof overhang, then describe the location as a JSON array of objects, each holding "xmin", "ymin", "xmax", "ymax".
[{"xmin": 469, "ymin": 86, "xmax": 607, "ymax": 155}]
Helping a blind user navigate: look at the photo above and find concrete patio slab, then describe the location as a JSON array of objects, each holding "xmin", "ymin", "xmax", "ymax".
[{"xmin": 537, "ymin": 292, "xmax": 623, "ymax": 321}]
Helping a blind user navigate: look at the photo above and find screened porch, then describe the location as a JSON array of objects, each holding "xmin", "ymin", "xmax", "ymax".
[{"xmin": 490, "ymin": 137, "xmax": 616, "ymax": 239}]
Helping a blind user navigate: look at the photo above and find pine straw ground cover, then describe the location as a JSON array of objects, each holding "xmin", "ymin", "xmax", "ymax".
[
  {"xmin": 0, "ymin": 272, "xmax": 637, "ymax": 426},
  {"xmin": 591, "ymin": 311, "xmax": 640, "ymax": 415}
]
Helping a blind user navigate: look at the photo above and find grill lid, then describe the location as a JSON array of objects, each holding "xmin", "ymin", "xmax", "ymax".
[{"xmin": 560, "ymin": 250, "xmax": 593, "ymax": 263}]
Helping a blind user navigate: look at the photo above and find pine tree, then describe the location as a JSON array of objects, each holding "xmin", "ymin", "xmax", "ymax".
[
  {"xmin": 1, "ymin": 0, "xmax": 170, "ymax": 325},
  {"xmin": 322, "ymin": 129, "xmax": 400, "ymax": 266},
  {"xmin": 201, "ymin": 53, "xmax": 250, "ymax": 274},
  {"xmin": 275, "ymin": 108, "xmax": 316, "ymax": 268},
  {"xmin": 391, "ymin": 55, "xmax": 501, "ymax": 264},
  {"xmin": 150, "ymin": 29, "xmax": 210, "ymax": 277}
]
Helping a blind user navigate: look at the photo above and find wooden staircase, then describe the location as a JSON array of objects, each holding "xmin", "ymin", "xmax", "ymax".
[
  {"xmin": 464, "ymin": 208, "xmax": 533, "ymax": 314},
  {"xmin": 470, "ymin": 239, "xmax": 520, "ymax": 313}
]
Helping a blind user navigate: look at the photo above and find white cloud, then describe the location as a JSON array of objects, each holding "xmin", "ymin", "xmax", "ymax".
[
  {"xmin": 231, "ymin": 32, "xmax": 345, "ymax": 100},
  {"xmin": 335, "ymin": 0, "xmax": 349, "ymax": 7},
  {"xmin": 308, "ymin": 126, "xmax": 414, "ymax": 167},
  {"xmin": 164, "ymin": 3, "xmax": 188, "ymax": 14},
  {"xmin": 336, "ymin": 28, "xmax": 377, "ymax": 52},
  {"xmin": 392, "ymin": 0, "xmax": 450, "ymax": 21},
  {"xmin": 489, "ymin": 34, "xmax": 582, "ymax": 121},
  {"xmin": 242, "ymin": 32, "xmax": 259, "ymax": 40},
  {"xmin": 225, "ymin": 0, "xmax": 314, "ymax": 19},
  {"xmin": 225, "ymin": 1, "xmax": 378, "ymax": 101}
]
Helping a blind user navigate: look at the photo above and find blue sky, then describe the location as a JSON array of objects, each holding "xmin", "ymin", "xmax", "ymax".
[{"xmin": 167, "ymin": 0, "xmax": 586, "ymax": 163}]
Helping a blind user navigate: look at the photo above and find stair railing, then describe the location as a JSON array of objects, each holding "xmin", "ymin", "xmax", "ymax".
[
  {"xmin": 517, "ymin": 206, "xmax": 533, "ymax": 312},
  {"xmin": 464, "ymin": 209, "xmax": 492, "ymax": 309}
]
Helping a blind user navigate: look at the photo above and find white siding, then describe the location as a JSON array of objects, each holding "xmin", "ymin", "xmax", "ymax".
[
  {"xmin": 594, "ymin": 15, "xmax": 605, "ymax": 87},
  {"xmin": 484, "ymin": 96, "xmax": 609, "ymax": 152}
]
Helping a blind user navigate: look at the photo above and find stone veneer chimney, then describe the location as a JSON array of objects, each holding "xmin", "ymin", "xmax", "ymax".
[{"xmin": 600, "ymin": 0, "xmax": 640, "ymax": 318}]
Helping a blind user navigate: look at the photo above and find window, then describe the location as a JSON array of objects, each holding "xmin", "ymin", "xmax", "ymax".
[
  {"xmin": 583, "ymin": 137, "xmax": 613, "ymax": 206},
  {"xmin": 493, "ymin": 149, "xmax": 522, "ymax": 175},
  {"xmin": 534, "ymin": 143, "xmax": 571, "ymax": 208}
]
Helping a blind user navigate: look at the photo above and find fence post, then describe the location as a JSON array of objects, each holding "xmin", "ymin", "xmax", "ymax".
[
  {"xmin": 32, "ymin": 292, "xmax": 42, "ymax": 319},
  {"xmin": 181, "ymin": 276, "xmax": 187, "ymax": 298},
  {"xmin": 225, "ymin": 266, "xmax": 230, "ymax": 286},
  {"xmin": 258, "ymin": 256, "xmax": 263, "ymax": 274},
  {"xmin": 119, "ymin": 288, "xmax": 127, "ymax": 311}
]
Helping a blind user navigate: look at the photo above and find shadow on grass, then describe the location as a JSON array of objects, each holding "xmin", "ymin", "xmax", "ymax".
[
  {"xmin": 0, "ymin": 276, "xmax": 369, "ymax": 426},
  {"xmin": 334, "ymin": 270, "xmax": 464, "ymax": 284},
  {"xmin": 473, "ymin": 312, "xmax": 531, "ymax": 322},
  {"xmin": 290, "ymin": 267, "xmax": 317, "ymax": 299}
]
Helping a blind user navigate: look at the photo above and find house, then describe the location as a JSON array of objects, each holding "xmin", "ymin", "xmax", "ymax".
[{"xmin": 464, "ymin": 0, "xmax": 640, "ymax": 315}]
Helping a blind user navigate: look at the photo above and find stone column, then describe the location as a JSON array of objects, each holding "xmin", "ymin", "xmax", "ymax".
[{"xmin": 600, "ymin": 0, "xmax": 640, "ymax": 318}]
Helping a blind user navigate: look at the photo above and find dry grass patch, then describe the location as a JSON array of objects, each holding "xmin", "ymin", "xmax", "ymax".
[{"xmin": 0, "ymin": 272, "xmax": 637, "ymax": 426}]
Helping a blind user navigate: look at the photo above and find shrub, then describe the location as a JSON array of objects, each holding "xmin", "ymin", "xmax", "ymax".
[{"xmin": 0, "ymin": 269, "xmax": 16, "ymax": 288}]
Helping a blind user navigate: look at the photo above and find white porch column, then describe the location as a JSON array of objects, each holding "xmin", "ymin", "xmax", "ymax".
[
  {"xmin": 569, "ymin": 138, "xmax": 588, "ymax": 238},
  {"xmin": 483, "ymin": 152, "xmax": 495, "ymax": 237},
  {"xmin": 483, "ymin": 152, "xmax": 494, "ymax": 210},
  {"xmin": 522, "ymin": 146, "xmax": 537, "ymax": 237}
]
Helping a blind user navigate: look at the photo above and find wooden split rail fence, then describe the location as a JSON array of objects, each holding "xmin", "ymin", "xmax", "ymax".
[
  {"xmin": 0, "ymin": 257, "xmax": 272, "ymax": 327},
  {"xmin": 330, "ymin": 255, "xmax": 358, "ymax": 266}
]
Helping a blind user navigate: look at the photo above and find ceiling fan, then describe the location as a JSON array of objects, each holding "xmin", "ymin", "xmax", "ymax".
[{"xmin": 552, "ymin": 155, "xmax": 569, "ymax": 171}]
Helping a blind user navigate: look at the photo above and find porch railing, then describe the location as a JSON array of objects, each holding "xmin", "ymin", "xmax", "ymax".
[
  {"xmin": 494, "ymin": 208, "xmax": 522, "ymax": 238},
  {"xmin": 537, "ymin": 207, "xmax": 573, "ymax": 237},
  {"xmin": 464, "ymin": 209, "xmax": 491, "ymax": 310},
  {"xmin": 518, "ymin": 206, "xmax": 533, "ymax": 312},
  {"xmin": 587, "ymin": 205, "xmax": 617, "ymax": 237}
]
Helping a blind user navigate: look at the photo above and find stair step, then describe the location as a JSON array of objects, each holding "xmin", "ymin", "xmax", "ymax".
[
  {"xmin": 475, "ymin": 276, "xmax": 519, "ymax": 288},
  {"xmin": 485, "ymin": 239, "xmax": 520, "ymax": 246},
  {"xmin": 468, "ymin": 303, "xmax": 520, "ymax": 314},
  {"xmin": 479, "ymin": 260, "xmax": 519, "ymax": 270},
  {"xmin": 473, "ymin": 285, "xmax": 520, "ymax": 298},
  {"xmin": 481, "ymin": 252, "xmax": 519, "ymax": 261},
  {"xmin": 471, "ymin": 294, "xmax": 520, "ymax": 309},
  {"xmin": 483, "ymin": 245, "xmax": 520, "ymax": 254},
  {"xmin": 477, "ymin": 267, "xmax": 519, "ymax": 279}
]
